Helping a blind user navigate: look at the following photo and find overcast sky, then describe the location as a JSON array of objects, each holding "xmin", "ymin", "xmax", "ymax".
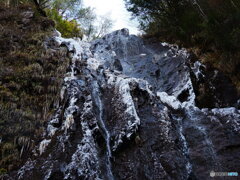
[{"xmin": 82, "ymin": 0, "xmax": 140, "ymax": 35}]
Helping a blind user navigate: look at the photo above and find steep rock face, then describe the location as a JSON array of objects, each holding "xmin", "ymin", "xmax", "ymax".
[{"xmin": 7, "ymin": 29, "xmax": 240, "ymax": 180}]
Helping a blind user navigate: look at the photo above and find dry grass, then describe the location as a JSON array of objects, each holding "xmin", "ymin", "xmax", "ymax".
[{"xmin": 0, "ymin": 5, "xmax": 70, "ymax": 173}]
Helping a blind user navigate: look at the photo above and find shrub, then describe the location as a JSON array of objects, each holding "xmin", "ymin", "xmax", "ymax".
[
  {"xmin": 0, "ymin": 168, "xmax": 7, "ymax": 175},
  {"xmin": 47, "ymin": 9, "xmax": 83, "ymax": 38}
]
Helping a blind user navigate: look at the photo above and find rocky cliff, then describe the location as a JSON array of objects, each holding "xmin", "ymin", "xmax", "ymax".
[{"xmin": 3, "ymin": 28, "xmax": 240, "ymax": 180}]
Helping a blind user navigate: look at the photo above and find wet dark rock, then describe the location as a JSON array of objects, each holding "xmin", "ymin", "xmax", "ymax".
[
  {"xmin": 191, "ymin": 63, "xmax": 239, "ymax": 108},
  {"xmin": 8, "ymin": 29, "xmax": 240, "ymax": 180},
  {"xmin": 113, "ymin": 59, "xmax": 123, "ymax": 71}
]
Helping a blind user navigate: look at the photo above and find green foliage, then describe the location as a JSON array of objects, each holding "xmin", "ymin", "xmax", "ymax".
[
  {"xmin": 47, "ymin": 0, "xmax": 84, "ymax": 38},
  {"xmin": 0, "ymin": 168, "xmax": 7, "ymax": 175},
  {"xmin": 50, "ymin": 0, "xmax": 82, "ymax": 19},
  {"xmin": 47, "ymin": 9, "xmax": 83, "ymax": 38},
  {"xmin": 0, "ymin": 0, "xmax": 112, "ymax": 39},
  {"xmin": 125, "ymin": 0, "xmax": 240, "ymax": 49},
  {"xmin": 0, "ymin": 0, "xmax": 84, "ymax": 38}
]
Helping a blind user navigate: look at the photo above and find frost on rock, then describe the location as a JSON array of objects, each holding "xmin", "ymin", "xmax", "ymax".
[
  {"xmin": 43, "ymin": 163, "xmax": 54, "ymax": 180},
  {"xmin": 46, "ymin": 108, "xmax": 62, "ymax": 137},
  {"xmin": 173, "ymin": 78, "xmax": 196, "ymax": 108},
  {"xmin": 17, "ymin": 160, "xmax": 36, "ymax": 179},
  {"xmin": 191, "ymin": 61, "xmax": 205, "ymax": 80},
  {"xmin": 62, "ymin": 97, "xmax": 78, "ymax": 133},
  {"xmin": 116, "ymin": 78, "xmax": 141, "ymax": 135},
  {"xmin": 39, "ymin": 139, "xmax": 51, "ymax": 155},
  {"xmin": 109, "ymin": 75, "xmax": 141, "ymax": 151},
  {"xmin": 161, "ymin": 42, "xmax": 170, "ymax": 47},
  {"xmin": 211, "ymin": 107, "xmax": 239, "ymax": 116},
  {"xmin": 175, "ymin": 116, "xmax": 192, "ymax": 177},
  {"xmin": 158, "ymin": 44, "xmax": 196, "ymax": 108},
  {"xmin": 64, "ymin": 125, "xmax": 100, "ymax": 179},
  {"xmin": 211, "ymin": 107, "xmax": 240, "ymax": 132},
  {"xmin": 64, "ymin": 101, "xmax": 101, "ymax": 180},
  {"xmin": 87, "ymin": 57, "xmax": 102, "ymax": 70},
  {"xmin": 104, "ymin": 72, "xmax": 154, "ymax": 151},
  {"xmin": 13, "ymin": 28, "xmax": 240, "ymax": 180},
  {"xmin": 157, "ymin": 92, "xmax": 182, "ymax": 110}
]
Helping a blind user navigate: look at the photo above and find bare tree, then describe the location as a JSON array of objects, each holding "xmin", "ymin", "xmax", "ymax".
[{"xmin": 95, "ymin": 15, "xmax": 113, "ymax": 38}]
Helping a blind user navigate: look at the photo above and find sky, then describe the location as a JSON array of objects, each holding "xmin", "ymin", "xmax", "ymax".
[{"xmin": 82, "ymin": 0, "xmax": 140, "ymax": 35}]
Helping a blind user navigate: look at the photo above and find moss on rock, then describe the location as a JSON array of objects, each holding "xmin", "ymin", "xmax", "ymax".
[{"xmin": 0, "ymin": 5, "xmax": 70, "ymax": 172}]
